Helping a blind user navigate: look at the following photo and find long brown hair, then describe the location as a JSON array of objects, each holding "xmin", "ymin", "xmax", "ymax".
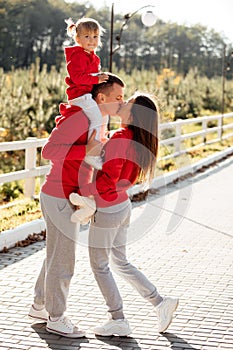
[{"xmin": 128, "ymin": 94, "xmax": 159, "ymax": 182}]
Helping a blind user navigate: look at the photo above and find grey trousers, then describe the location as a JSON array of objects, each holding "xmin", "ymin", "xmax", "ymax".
[
  {"xmin": 88, "ymin": 200, "xmax": 162, "ymax": 320},
  {"xmin": 33, "ymin": 192, "xmax": 79, "ymax": 318}
]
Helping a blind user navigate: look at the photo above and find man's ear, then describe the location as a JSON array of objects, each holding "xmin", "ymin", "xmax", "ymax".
[{"xmin": 96, "ymin": 92, "xmax": 106, "ymax": 104}]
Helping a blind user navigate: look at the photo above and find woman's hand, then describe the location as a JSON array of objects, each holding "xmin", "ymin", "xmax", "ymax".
[{"xmin": 86, "ymin": 130, "xmax": 102, "ymax": 156}]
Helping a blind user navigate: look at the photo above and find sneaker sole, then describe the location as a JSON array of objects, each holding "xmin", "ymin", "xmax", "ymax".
[
  {"xmin": 46, "ymin": 326, "xmax": 85, "ymax": 338},
  {"xmin": 94, "ymin": 328, "xmax": 132, "ymax": 337},
  {"xmin": 158, "ymin": 299, "xmax": 179, "ymax": 333},
  {"xmin": 28, "ymin": 314, "xmax": 47, "ymax": 321}
]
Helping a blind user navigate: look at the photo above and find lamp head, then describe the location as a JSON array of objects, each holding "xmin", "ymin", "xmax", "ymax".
[{"xmin": 141, "ymin": 10, "xmax": 156, "ymax": 27}]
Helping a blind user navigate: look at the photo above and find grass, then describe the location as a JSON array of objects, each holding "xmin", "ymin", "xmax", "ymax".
[{"xmin": 0, "ymin": 198, "xmax": 42, "ymax": 233}]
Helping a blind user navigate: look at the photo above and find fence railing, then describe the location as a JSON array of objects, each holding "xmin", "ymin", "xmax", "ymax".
[
  {"xmin": 1, "ymin": 112, "xmax": 233, "ymax": 198},
  {"xmin": 159, "ymin": 112, "xmax": 233, "ymax": 160}
]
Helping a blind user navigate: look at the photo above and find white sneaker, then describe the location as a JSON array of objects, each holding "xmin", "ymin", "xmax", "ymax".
[
  {"xmin": 93, "ymin": 318, "xmax": 132, "ymax": 336},
  {"xmin": 69, "ymin": 192, "xmax": 96, "ymax": 224},
  {"xmin": 85, "ymin": 155, "xmax": 103, "ymax": 170},
  {"xmin": 28, "ymin": 305, "xmax": 48, "ymax": 321},
  {"xmin": 46, "ymin": 315, "xmax": 85, "ymax": 338},
  {"xmin": 156, "ymin": 297, "xmax": 179, "ymax": 333}
]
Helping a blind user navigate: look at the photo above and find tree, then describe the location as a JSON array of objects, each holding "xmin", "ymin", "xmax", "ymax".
[{"xmin": 0, "ymin": 0, "xmax": 232, "ymax": 77}]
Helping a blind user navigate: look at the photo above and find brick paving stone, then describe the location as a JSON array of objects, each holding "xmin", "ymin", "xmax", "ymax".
[{"xmin": 0, "ymin": 156, "xmax": 233, "ymax": 349}]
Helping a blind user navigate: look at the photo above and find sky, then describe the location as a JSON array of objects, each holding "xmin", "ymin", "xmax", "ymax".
[{"xmin": 67, "ymin": 0, "xmax": 233, "ymax": 44}]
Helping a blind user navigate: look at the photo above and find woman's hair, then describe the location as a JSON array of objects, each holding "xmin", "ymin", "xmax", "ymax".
[
  {"xmin": 128, "ymin": 94, "xmax": 159, "ymax": 182},
  {"xmin": 65, "ymin": 17, "xmax": 105, "ymax": 46}
]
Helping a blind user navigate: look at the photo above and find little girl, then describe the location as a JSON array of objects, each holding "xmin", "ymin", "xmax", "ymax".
[{"xmin": 65, "ymin": 17, "xmax": 109, "ymax": 170}]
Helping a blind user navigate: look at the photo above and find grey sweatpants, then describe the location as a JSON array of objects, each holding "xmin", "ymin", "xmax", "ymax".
[
  {"xmin": 88, "ymin": 199, "xmax": 162, "ymax": 320},
  {"xmin": 33, "ymin": 192, "xmax": 79, "ymax": 318}
]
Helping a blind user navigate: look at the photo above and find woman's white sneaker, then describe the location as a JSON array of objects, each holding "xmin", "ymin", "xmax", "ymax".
[
  {"xmin": 156, "ymin": 297, "xmax": 179, "ymax": 333},
  {"xmin": 46, "ymin": 315, "xmax": 85, "ymax": 338},
  {"xmin": 93, "ymin": 318, "xmax": 132, "ymax": 336},
  {"xmin": 28, "ymin": 305, "xmax": 48, "ymax": 321}
]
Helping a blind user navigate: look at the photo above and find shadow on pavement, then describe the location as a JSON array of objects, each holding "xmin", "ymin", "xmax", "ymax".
[
  {"xmin": 0, "ymin": 240, "xmax": 46, "ymax": 270},
  {"xmin": 31, "ymin": 323, "xmax": 90, "ymax": 349},
  {"xmin": 131, "ymin": 153, "xmax": 233, "ymax": 214},
  {"xmin": 162, "ymin": 332, "xmax": 201, "ymax": 349},
  {"xmin": 96, "ymin": 335, "xmax": 141, "ymax": 349}
]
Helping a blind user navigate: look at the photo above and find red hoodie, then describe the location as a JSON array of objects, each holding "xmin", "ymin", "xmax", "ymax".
[
  {"xmin": 80, "ymin": 128, "xmax": 140, "ymax": 208},
  {"xmin": 64, "ymin": 46, "xmax": 100, "ymax": 100},
  {"xmin": 41, "ymin": 104, "xmax": 140, "ymax": 206},
  {"xmin": 41, "ymin": 103, "xmax": 93, "ymax": 198}
]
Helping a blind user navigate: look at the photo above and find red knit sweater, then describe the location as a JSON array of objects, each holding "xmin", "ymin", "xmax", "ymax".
[
  {"xmin": 64, "ymin": 46, "xmax": 100, "ymax": 100},
  {"xmin": 80, "ymin": 128, "xmax": 140, "ymax": 208},
  {"xmin": 41, "ymin": 103, "xmax": 93, "ymax": 198}
]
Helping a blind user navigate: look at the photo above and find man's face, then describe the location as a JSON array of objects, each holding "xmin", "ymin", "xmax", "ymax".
[{"xmin": 98, "ymin": 83, "xmax": 124, "ymax": 116}]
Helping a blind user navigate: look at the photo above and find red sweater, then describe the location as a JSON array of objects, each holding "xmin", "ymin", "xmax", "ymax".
[
  {"xmin": 41, "ymin": 103, "xmax": 93, "ymax": 198},
  {"xmin": 80, "ymin": 128, "xmax": 140, "ymax": 208},
  {"xmin": 65, "ymin": 46, "xmax": 100, "ymax": 100}
]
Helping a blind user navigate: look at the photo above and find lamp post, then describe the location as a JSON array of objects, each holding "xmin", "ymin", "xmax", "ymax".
[
  {"xmin": 220, "ymin": 44, "xmax": 233, "ymax": 139},
  {"xmin": 109, "ymin": 3, "xmax": 156, "ymax": 72}
]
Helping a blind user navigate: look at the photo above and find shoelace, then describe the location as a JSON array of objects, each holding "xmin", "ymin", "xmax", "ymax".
[{"xmin": 61, "ymin": 316, "xmax": 74, "ymax": 330}]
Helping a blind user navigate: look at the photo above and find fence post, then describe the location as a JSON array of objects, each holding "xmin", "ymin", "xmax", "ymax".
[
  {"xmin": 25, "ymin": 138, "xmax": 37, "ymax": 198},
  {"xmin": 217, "ymin": 115, "xmax": 223, "ymax": 140},
  {"xmin": 174, "ymin": 122, "xmax": 182, "ymax": 154},
  {"xmin": 202, "ymin": 119, "xmax": 207, "ymax": 144}
]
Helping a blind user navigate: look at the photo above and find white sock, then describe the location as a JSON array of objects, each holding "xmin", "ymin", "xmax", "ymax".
[
  {"xmin": 50, "ymin": 316, "xmax": 61, "ymax": 322},
  {"xmin": 33, "ymin": 303, "xmax": 44, "ymax": 311}
]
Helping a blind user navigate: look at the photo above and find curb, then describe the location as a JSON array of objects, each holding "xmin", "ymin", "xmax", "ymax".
[
  {"xmin": 1, "ymin": 146, "xmax": 233, "ymax": 251},
  {"xmin": 0, "ymin": 219, "xmax": 46, "ymax": 252}
]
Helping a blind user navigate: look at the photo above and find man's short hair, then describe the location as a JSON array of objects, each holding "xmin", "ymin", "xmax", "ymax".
[{"xmin": 92, "ymin": 73, "xmax": 125, "ymax": 99}]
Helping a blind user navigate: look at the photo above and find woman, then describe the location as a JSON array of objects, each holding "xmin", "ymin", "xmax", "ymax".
[{"xmin": 78, "ymin": 93, "xmax": 179, "ymax": 336}]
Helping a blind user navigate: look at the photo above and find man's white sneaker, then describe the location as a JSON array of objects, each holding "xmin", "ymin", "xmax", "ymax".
[
  {"xmin": 93, "ymin": 318, "xmax": 132, "ymax": 336},
  {"xmin": 46, "ymin": 315, "xmax": 85, "ymax": 338},
  {"xmin": 156, "ymin": 297, "xmax": 179, "ymax": 333},
  {"xmin": 28, "ymin": 305, "xmax": 48, "ymax": 321}
]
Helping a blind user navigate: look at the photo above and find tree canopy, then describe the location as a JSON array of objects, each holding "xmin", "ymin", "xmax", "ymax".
[{"xmin": 0, "ymin": 0, "xmax": 232, "ymax": 77}]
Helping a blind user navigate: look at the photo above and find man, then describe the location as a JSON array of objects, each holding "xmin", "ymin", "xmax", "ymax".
[{"xmin": 28, "ymin": 74, "xmax": 125, "ymax": 338}]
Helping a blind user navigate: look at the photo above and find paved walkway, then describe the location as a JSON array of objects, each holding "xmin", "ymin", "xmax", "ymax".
[{"xmin": 0, "ymin": 155, "xmax": 233, "ymax": 350}]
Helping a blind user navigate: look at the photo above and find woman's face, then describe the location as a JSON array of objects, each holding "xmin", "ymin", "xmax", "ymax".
[{"xmin": 117, "ymin": 98, "xmax": 134, "ymax": 126}]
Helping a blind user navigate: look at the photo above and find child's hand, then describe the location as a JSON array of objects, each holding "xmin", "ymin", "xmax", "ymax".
[{"xmin": 98, "ymin": 73, "xmax": 109, "ymax": 83}]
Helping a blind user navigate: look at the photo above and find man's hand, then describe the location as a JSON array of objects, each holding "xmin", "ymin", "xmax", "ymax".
[{"xmin": 86, "ymin": 130, "xmax": 102, "ymax": 156}]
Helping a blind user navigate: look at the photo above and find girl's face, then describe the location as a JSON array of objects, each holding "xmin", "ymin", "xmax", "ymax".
[
  {"xmin": 117, "ymin": 98, "xmax": 134, "ymax": 127},
  {"xmin": 76, "ymin": 29, "xmax": 100, "ymax": 52}
]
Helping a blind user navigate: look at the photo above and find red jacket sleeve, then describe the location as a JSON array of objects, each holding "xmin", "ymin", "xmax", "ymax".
[
  {"xmin": 66, "ymin": 51, "xmax": 99, "ymax": 86},
  {"xmin": 42, "ymin": 111, "xmax": 88, "ymax": 161},
  {"xmin": 80, "ymin": 131, "xmax": 134, "ymax": 199},
  {"xmin": 80, "ymin": 158, "xmax": 125, "ymax": 198},
  {"xmin": 42, "ymin": 140, "xmax": 86, "ymax": 161}
]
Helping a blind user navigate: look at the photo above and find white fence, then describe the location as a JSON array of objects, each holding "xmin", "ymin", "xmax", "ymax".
[{"xmin": 1, "ymin": 112, "xmax": 233, "ymax": 198}]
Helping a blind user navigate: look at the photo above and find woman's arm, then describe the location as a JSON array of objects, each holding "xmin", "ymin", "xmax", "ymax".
[{"xmin": 80, "ymin": 132, "xmax": 132, "ymax": 198}]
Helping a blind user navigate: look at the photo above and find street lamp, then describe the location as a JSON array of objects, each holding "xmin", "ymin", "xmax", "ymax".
[
  {"xmin": 220, "ymin": 44, "xmax": 233, "ymax": 139},
  {"xmin": 109, "ymin": 3, "xmax": 156, "ymax": 72}
]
